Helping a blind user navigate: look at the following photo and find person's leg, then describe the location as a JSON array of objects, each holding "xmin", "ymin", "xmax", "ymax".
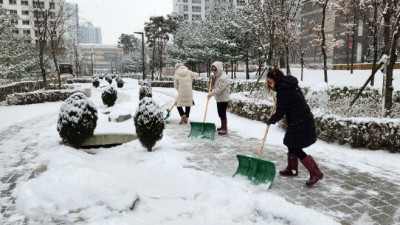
[
  {"xmin": 181, "ymin": 107, "xmax": 190, "ymax": 123},
  {"xmin": 292, "ymin": 148, "xmax": 324, "ymax": 186},
  {"xmin": 217, "ymin": 102, "xmax": 228, "ymax": 135},
  {"xmin": 216, "ymin": 102, "xmax": 223, "ymax": 130},
  {"xmin": 279, "ymin": 148, "xmax": 299, "ymax": 176},
  {"xmin": 177, "ymin": 107, "xmax": 186, "ymax": 124},
  {"xmin": 177, "ymin": 107, "xmax": 184, "ymax": 116}
]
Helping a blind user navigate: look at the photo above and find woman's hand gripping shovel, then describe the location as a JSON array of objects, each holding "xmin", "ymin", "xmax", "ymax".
[
  {"xmin": 233, "ymin": 101, "xmax": 276, "ymax": 188},
  {"xmin": 188, "ymin": 78, "xmax": 216, "ymax": 140}
]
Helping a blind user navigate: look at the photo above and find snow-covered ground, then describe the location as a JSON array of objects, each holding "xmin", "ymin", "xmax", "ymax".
[{"xmin": 0, "ymin": 68, "xmax": 399, "ymax": 225}]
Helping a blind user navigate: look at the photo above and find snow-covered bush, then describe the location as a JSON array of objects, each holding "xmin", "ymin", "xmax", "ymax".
[
  {"xmin": 57, "ymin": 92, "xmax": 98, "ymax": 147},
  {"xmin": 6, "ymin": 90, "xmax": 78, "ymax": 105},
  {"xmin": 101, "ymin": 86, "xmax": 117, "ymax": 107},
  {"xmin": 134, "ymin": 97, "xmax": 165, "ymax": 152},
  {"xmin": 139, "ymin": 86, "xmax": 152, "ymax": 100},
  {"xmin": 93, "ymin": 78, "xmax": 100, "ymax": 88},
  {"xmin": 116, "ymin": 76, "xmax": 124, "ymax": 88},
  {"xmin": 105, "ymin": 74, "xmax": 113, "ymax": 84}
]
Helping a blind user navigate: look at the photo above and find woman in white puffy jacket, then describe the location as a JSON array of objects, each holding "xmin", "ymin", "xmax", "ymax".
[{"xmin": 174, "ymin": 62, "xmax": 199, "ymax": 124}]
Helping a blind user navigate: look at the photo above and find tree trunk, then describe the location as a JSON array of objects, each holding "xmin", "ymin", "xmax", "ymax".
[
  {"xmin": 370, "ymin": 0, "xmax": 378, "ymax": 86},
  {"xmin": 321, "ymin": 2, "xmax": 328, "ymax": 83}
]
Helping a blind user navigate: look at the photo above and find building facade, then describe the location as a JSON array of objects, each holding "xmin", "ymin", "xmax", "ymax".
[
  {"xmin": 64, "ymin": 2, "xmax": 78, "ymax": 44},
  {"xmin": 79, "ymin": 44, "xmax": 123, "ymax": 75},
  {"xmin": 172, "ymin": 0, "xmax": 247, "ymax": 22},
  {"xmin": 78, "ymin": 22, "xmax": 102, "ymax": 44},
  {"xmin": 0, "ymin": 0, "xmax": 63, "ymax": 42}
]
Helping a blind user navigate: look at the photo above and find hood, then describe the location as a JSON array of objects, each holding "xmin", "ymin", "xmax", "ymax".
[
  {"xmin": 175, "ymin": 65, "xmax": 189, "ymax": 77},
  {"xmin": 175, "ymin": 62, "xmax": 184, "ymax": 69},
  {"xmin": 277, "ymin": 75, "xmax": 298, "ymax": 91},
  {"xmin": 211, "ymin": 61, "xmax": 223, "ymax": 76}
]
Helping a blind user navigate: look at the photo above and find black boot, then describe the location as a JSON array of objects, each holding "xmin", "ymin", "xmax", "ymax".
[
  {"xmin": 301, "ymin": 155, "xmax": 324, "ymax": 186},
  {"xmin": 279, "ymin": 153, "xmax": 298, "ymax": 176}
]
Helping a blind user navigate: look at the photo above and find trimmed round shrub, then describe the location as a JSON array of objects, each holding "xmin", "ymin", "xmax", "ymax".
[
  {"xmin": 93, "ymin": 78, "xmax": 100, "ymax": 88},
  {"xmin": 57, "ymin": 92, "xmax": 98, "ymax": 147},
  {"xmin": 134, "ymin": 97, "xmax": 165, "ymax": 151},
  {"xmin": 105, "ymin": 74, "xmax": 113, "ymax": 84},
  {"xmin": 116, "ymin": 77, "xmax": 124, "ymax": 88},
  {"xmin": 139, "ymin": 85, "xmax": 152, "ymax": 100},
  {"xmin": 101, "ymin": 86, "xmax": 117, "ymax": 107}
]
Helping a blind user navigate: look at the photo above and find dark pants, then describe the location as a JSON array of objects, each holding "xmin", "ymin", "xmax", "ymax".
[
  {"xmin": 177, "ymin": 107, "xmax": 191, "ymax": 117},
  {"xmin": 217, "ymin": 102, "xmax": 228, "ymax": 120},
  {"xmin": 288, "ymin": 147, "xmax": 307, "ymax": 160}
]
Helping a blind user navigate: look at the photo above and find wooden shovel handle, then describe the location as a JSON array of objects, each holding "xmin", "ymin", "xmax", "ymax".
[
  {"xmin": 203, "ymin": 79, "xmax": 213, "ymax": 123},
  {"xmin": 169, "ymin": 101, "xmax": 176, "ymax": 111},
  {"xmin": 257, "ymin": 101, "xmax": 276, "ymax": 158}
]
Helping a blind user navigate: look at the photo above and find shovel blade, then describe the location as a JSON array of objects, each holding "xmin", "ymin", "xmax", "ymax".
[
  {"xmin": 164, "ymin": 109, "xmax": 171, "ymax": 120},
  {"xmin": 188, "ymin": 122, "xmax": 216, "ymax": 140},
  {"xmin": 234, "ymin": 154, "xmax": 276, "ymax": 187}
]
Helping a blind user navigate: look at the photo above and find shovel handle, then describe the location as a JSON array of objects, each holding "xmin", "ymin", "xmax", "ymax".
[
  {"xmin": 257, "ymin": 101, "xmax": 276, "ymax": 158},
  {"xmin": 169, "ymin": 101, "xmax": 176, "ymax": 111},
  {"xmin": 203, "ymin": 79, "xmax": 213, "ymax": 123}
]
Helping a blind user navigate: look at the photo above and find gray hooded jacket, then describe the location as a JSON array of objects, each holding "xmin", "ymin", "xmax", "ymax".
[{"xmin": 210, "ymin": 61, "xmax": 230, "ymax": 102}]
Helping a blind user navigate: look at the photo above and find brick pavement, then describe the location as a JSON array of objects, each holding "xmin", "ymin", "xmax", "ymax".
[{"xmin": 165, "ymin": 121, "xmax": 400, "ymax": 225}]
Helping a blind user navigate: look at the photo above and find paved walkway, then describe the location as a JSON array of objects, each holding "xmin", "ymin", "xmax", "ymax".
[
  {"xmin": 165, "ymin": 120, "xmax": 400, "ymax": 225},
  {"xmin": 1, "ymin": 109, "xmax": 400, "ymax": 224}
]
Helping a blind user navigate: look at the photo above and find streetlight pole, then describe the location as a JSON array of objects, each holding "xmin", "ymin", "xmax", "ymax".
[
  {"xmin": 90, "ymin": 51, "xmax": 94, "ymax": 77},
  {"xmin": 134, "ymin": 31, "xmax": 146, "ymax": 80}
]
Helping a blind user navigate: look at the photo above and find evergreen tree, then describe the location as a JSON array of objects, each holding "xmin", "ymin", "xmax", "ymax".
[
  {"xmin": 134, "ymin": 97, "xmax": 165, "ymax": 152},
  {"xmin": 57, "ymin": 92, "xmax": 98, "ymax": 147}
]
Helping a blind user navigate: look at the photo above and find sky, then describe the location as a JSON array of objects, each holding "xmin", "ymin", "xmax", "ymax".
[
  {"xmin": 1, "ymin": 69, "xmax": 400, "ymax": 224},
  {"xmin": 67, "ymin": 0, "xmax": 173, "ymax": 45}
]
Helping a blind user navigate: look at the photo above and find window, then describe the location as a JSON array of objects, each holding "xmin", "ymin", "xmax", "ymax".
[
  {"xmin": 9, "ymin": 0, "xmax": 16, "ymax": 5},
  {"xmin": 49, "ymin": 2, "xmax": 55, "ymax": 9},
  {"xmin": 49, "ymin": 11, "xmax": 56, "ymax": 18},
  {"xmin": 183, "ymin": 0, "xmax": 188, "ymax": 2},
  {"xmin": 0, "ymin": 0, "xmax": 3, "ymax": 4},
  {"xmin": 192, "ymin": 0, "xmax": 201, "ymax": 3},
  {"xmin": 9, "ymin": 9, "xmax": 17, "ymax": 14},
  {"xmin": 192, "ymin": 6, "xmax": 201, "ymax": 13},
  {"xmin": 183, "ymin": 14, "xmax": 188, "ymax": 20},
  {"xmin": 183, "ymin": 5, "xmax": 188, "ymax": 11},
  {"xmin": 22, "ymin": 10, "xmax": 29, "ymax": 15},
  {"xmin": 358, "ymin": 20, "xmax": 363, "ymax": 37},
  {"xmin": 192, "ymin": 14, "xmax": 202, "ymax": 21},
  {"xmin": 22, "ymin": 20, "xmax": 29, "ymax": 25},
  {"xmin": 12, "ymin": 29, "xmax": 19, "ymax": 34},
  {"xmin": 237, "ymin": 0, "xmax": 246, "ymax": 6},
  {"xmin": 21, "ymin": 0, "xmax": 28, "ymax": 6},
  {"xmin": 33, "ymin": 1, "xmax": 45, "ymax": 8},
  {"xmin": 22, "ymin": 29, "xmax": 30, "ymax": 35}
]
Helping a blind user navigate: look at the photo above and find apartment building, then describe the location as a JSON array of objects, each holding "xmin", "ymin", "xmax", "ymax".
[
  {"xmin": 173, "ymin": 0, "xmax": 247, "ymax": 22},
  {"xmin": 64, "ymin": 2, "xmax": 78, "ymax": 44},
  {"xmin": 0, "ymin": 0, "xmax": 63, "ymax": 42},
  {"xmin": 78, "ymin": 21, "xmax": 102, "ymax": 45}
]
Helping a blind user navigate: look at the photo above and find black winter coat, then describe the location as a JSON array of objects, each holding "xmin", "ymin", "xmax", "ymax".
[{"xmin": 268, "ymin": 75, "xmax": 317, "ymax": 148}]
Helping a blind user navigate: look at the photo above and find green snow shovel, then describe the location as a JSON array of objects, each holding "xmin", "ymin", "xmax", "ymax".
[
  {"xmin": 188, "ymin": 79, "xmax": 216, "ymax": 140},
  {"xmin": 164, "ymin": 101, "xmax": 176, "ymax": 120},
  {"xmin": 234, "ymin": 102, "xmax": 276, "ymax": 187}
]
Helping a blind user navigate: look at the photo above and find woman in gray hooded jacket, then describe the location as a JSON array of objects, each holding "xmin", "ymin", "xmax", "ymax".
[{"xmin": 207, "ymin": 61, "xmax": 230, "ymax": 135}]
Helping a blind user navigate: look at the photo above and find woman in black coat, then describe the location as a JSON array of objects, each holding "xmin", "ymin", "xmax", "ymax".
[{"xmin": 266, "ymin": 68, "xmax": 323, "ymax": 187}]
